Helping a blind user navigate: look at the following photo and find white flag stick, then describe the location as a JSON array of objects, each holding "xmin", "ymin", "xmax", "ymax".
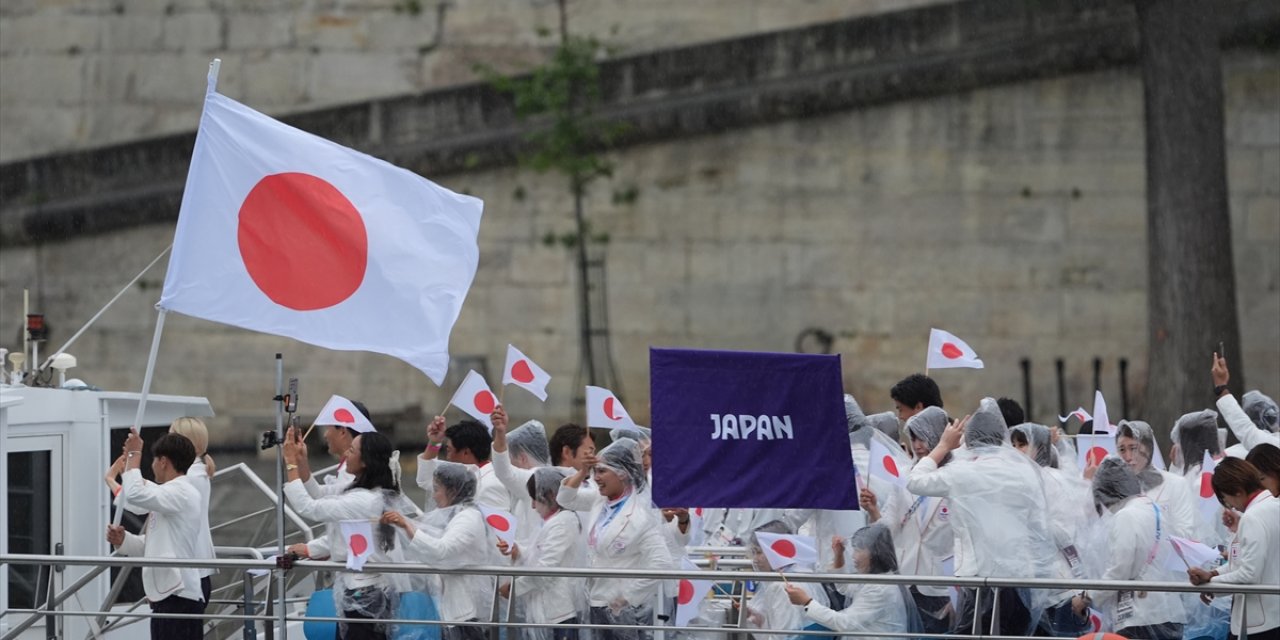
[{"xmin": 114, "ymin": 308, "xmax": 167, "ymax": 526}]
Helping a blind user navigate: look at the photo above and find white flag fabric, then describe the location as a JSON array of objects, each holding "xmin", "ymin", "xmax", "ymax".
[
  {"xmin": 1197, "ymin": 450, "xmax": 1219, "ymax": 525},
  {"xmin": 1059, "ymin": 407, "xmax": 1091, "ymax": 424},
  {"xmin": 926, "ymin": 328, "xmax": 984, "ymax": 370},
  {"xmin": 340, "ymin": 520, "xmax": 375, "ymax": 571},
  {"xmin": 585, "ymin": 386, "xmax": 637, "ymax": 429},
  {"xmin": 754, "ymin": 532, "xmax": 818, "ymax": 570},
  {"xmin": 1076, "ymin": 434, "xmax": 1116, "ymax": 469},
  {"xmin": 1092, "ymin": 390, "xmax": 1113, "ymax": 434},
  {"xmin": 313, "ymin": 394, "xmax": 376, "ymax": 434},
  {"xmin": 869, "ymin": 438, "xmax": 909, "ymax": 489},
  {"xmin": 477, "ymin": 504, "xmax": 518, "ymax": 546},
  {"xmin": 502, "ymin": 344, "xmax": 551, "ymax": 402},
  {"xmin": 1162, "ymin": 535, "xmax": 1221, "ymax": 571},
  {"xmin": 158, "ymin": 86, "xmax": 482, "ymax": 385},
  {"xmin": 449, "ymin": 370, "xmax": 497, "ymax": 431},
  {"xmin": 1151, "ymin": 438, "xmax": 1167, "ymax": 471},
  {"xmin": 675, "ymin": 557, "xmax": 714, "ymax": 627}
]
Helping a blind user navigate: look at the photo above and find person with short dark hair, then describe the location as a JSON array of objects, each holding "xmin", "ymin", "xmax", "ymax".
[
  {"xmin": 418, "ymin": 416, "xmax": 510, "ymax": 510},
  {"xmin": 1246, "ymin": 443, "xmax": 1280, "ymax": 497},
  {"xmin": 549, "ymin": 424, "xmax": 596, "ymax": 469},
  {"xmin": 996, "ymin": 398, "xmax": 1025, "ymax": 429},
  {"xmin": 105, "ymin": 430, "xmax": 205, "ymax": 640},
  {"xmin": 1188, "ymin": 458, "xmax": 1280, "ymax": 640},
  {"xmin": 889, "ymin": 374, "xmax": 943, "ymax": 422}
]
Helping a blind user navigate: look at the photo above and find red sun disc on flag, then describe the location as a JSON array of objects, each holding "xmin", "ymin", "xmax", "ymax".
[
  {"xmin": 770, "ymin": 539, "xmax": 796, "ymax": 558},
  {"xmin": 474, "ymin": 390, "xmax": 496, "ymax": 415},
  {"xmin": 1200, "ymin": 473, "xmax": 1214, "ymax": 498},
  {"xmin": 1087, "ymin": 447, "xmax": 1108, "ymax": 466},
  {"xmin": 603, "ymin": 397, "xmax": 621, "ymax": 421},
  {"xmin": 334, "ymin": 408, "xmax": 355, "ymax": 424},
  {"xmin": 882, "ymin": 455, "xmax": 900, "ymax": 477},
  {"xmin": 238, "ymin": 172, "xmax": 368, "ymax": 311},
  {"xmin": 511, "ymin": 360, "xmax": 535, "ymax": 384},
  {"xmin": 677, "ymin": 580, "xmax": 695, "ymax": 604},
  {"xmin": 940, "ymin": 342, "xmax": 964, "ymax": 359},
  {"xmin": 349, "ymin": 533, "xmax": 368, "ymax": 556},
  {"xmin": 485, "ymin": 514, "xmax": 511, "ymax": 531}
]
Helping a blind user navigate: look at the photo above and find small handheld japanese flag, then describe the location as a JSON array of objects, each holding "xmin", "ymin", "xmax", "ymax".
[
  {"xmin": 502, "ymin": 344, "xmax": 551, "ymax": 402},
  {"xmin": 754, "ymin": 532, "xmax": 818, "ymax": 570},
  {"xmin": 449, "ymin": 370, "xmax": 497, "ymax": 431},
  {"xmin": 869, "ymin": 438, "xmax": 909, "ymax": 489},
  {"xmin": 340, "ymin": 520, "xmax": 375, "ymax": 571},
  {"xmin": 314, "ymin": 394, "xmax": 377, "ymax": 433},
  {"xmin": 1092, "ymin": 390, "xmax": 1113, "ymax": 435},
  {"xmin": 926, "ymin": 328, "xmax": 984, "ymax": 370},
  {"xmin": 1059, "ymin": 407, "xmax": 1091, "ymax": 424},
  {"xmin": 477, "ymin": 505, "xmax": 518, "ymax": 546},
  {"xmin": 675, "ymin": 557, "xmax": 714, "ymax": 627},
  {"xmin": 1168, "ymin": 536, "xmax": 1220, "ymax": 569},
  {"xmin": 1076, "ymin": 434, "xmax": 1116, "ymax": 469},
  {"xmin": 1197, "ymin": 450, "xmax": 1219, "ymax": 524},
  {"xmin": 585, "ymin": 386, "xmax": 637, "ymax": 429}
]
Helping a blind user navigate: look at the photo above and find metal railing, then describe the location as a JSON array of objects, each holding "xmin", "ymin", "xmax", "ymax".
[{"xmin": 2, "ymin": 553, "xmax": 1276, "ymax": 640}]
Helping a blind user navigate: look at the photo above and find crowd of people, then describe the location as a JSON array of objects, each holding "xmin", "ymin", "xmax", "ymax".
[{"xmin": 103, "ymin": 354, "xmax": 1280, "ymax": 640}]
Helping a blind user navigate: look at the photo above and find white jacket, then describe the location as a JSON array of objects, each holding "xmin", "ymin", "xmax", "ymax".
[
  {"xmin": 283, "ymin": 480, "xmax": 391, "ymax": 590},
  {"xmin": 1094, "ymin": 496, "xmax": 1186, "ymax": 631},
  {"xmin": 1217, "ymin": 394, "xmax": 1280, "ymax": 452},
  {"xmin": 1210, "ymin": 492, "xmax": 1280, "ymax": 635},
  {"xmin": 117, "ymin": 470, "xmax": 205, "ymax": 603},
  {"xmin": 186, "ymin": 460, "xmax": 217, "ymax": 578},
  {"xmin": 1145, "ymin": 469, "xmax": 1196, "ymax": 539},
  {"xmin": 404, "ymin": 507, "xmax": 496, "ymax": 624},
  {"xmin": 510, "ymin": 509, "xmax": 587, "ymax": 623},
  {"xmin": 879, "ymin": 484, "xmax": 953, "ymax": 598},
  {"xmin": 559, "ymin": 484, "xmax": 672, "ymax": 608},
  {"xmin": 416, "ymin": 457, "xmax": 511, "ymax": 512},
  {"xmin": 800, "ymin": 581, "xmax": 909, "ymax": 640},
  {"xmin": 298, "ymin": 462, "xmax": 356, "ymax": 559}
]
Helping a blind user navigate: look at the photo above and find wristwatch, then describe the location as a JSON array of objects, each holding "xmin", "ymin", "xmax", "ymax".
[{"xmin": 1214, "ymin": 384, "xmax": 1230, "ymax": 397}]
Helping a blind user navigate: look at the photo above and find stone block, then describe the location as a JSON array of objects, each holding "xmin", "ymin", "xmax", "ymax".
[
  {"xmin": 307, "ymin": 51, "xmax": 416, "ymax": 106},
  {"xmin": 226, "ymin": 12, "xmax": 294, "ymax": 50},
  {"xmin": 689, "ymin": 240, "xmax": 786, "ymax": 286},
  {"xmin": 0, "ymin": 54, "xmax": 87, "ymax": 105},
  {"xmin": 161, "ymin": 11, "xmax": 225, "ymax": 52},
  {"xmin": 98, "ymin": 14, "xmax": 165, "ymax": 52},
  {"xmin": 238, "ymin": 51, "xmax": 311, "ymax": 106},
  {"xmin": 0, "ymin": 105, "xmax": 82, "ymax": 162},
  {"xmin": 507, "ymin": 244, "xmax": 572, "ymax": 285},
  {"xmin": 0, "ymin": 11, "xmax": 99, "ymax": 54},
  {"xmin": 131, "ymin": 52, "xmax": 219, "ymax": 103},
  {"xmin": 296, "ymin": 12, "xmax": 370, "ymax": 51},
  {"xmin": 1245, "ymin": 197, "xmax": 1279, "ymax": 240}
]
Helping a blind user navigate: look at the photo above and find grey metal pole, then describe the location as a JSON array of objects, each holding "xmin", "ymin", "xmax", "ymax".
[{"xmin": 274, "ymin": 354, "xmax": 287, "ymax": 639}]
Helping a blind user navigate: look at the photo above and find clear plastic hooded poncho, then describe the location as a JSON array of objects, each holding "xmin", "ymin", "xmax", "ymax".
[
  {"xmin": 1173, "ymin": 409, "xmax": 1220, "ymax": 475},
  {"xmin": 1243, "ymin": 390, "xmax": 1279, "ymax": 432},
  {"xmin": 743, "ymin": 521, "xmax": 829, "ymax": 633},
  {"xmin": 905, "ymin": 406, "xmax": 951, "ymax": 465},
  {"xmin": 597, "ymin": 437, "xmax": 647, "ymax": 493},
  {"xmin": 844, "ymin": 394, "xmax": 869, "ymax": 433},
  {"xmin": 1091, "ymin": 456, "xmax": 1141, "ymax": 512},
  {"xmin": 1011, "ymin": 423, "xmax": 1054, "ymax": 468},
  {"xmin": 817, "ymin": 525, "xmax": 921, "ymax": 639},
  {"xmin": 332, "ymin": 487, "xmax": 414, "ymax": 638},
  {"xmin": 964, "ymin": 397, "xmax": 1009, "ymax": 449},
  {"xmin": 608, "ymin": 425, "xmax": 651, "ymax": 444},
  {"xmin": 507, "ymin": 467, "xmax": 589, "ymax": 640},
  {"xmin": 1115, "ymin": 420, "xmax": 1165, "ymax": 489},
  {"xmin": 866, "ymin": 411, "xmax": 901, "ymax": 444},
  {"xmin": 508, "ymin": 420, "xmax": 553, "ymax": 469}
]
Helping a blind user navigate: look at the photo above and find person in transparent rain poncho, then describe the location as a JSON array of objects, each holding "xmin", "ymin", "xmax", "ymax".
[
  {"xmin": 741, "ymin": 520, "xmax": 829, "ymax": 636},
  {"xmin": 558, "ymin": 437, "xmax": 673, "ymax": 640},
  {"xmin": 283, "ymin": 431, "xmax": 408, "ymax": 640},
  {"xmin": 1172, "ymin": 409, "xmax": 1231, "ymax": 545},
  {"xmin": 859, "ymin": 405, "xmax": 955, "ymax": 635},
  {"xmin": 784, "ymin": 524, "xmax": 920, "ymax": 640},
  {"xmin": 1212, "ymin": 353, "xmax": 1280, "ymax": 455},
  {"xmin": 383, "ymin": 461, "xmax": 496, "ymax": 640},
  {"xmin": 904, "ymin": 397, "xmax": 1059, "ymax": 636},
  {"xmin": 1112, "ymin": 420, "xmax": 1196, "ymax": 539},
  {"xmin": 1010, "ymin": 423, "xmax": 1096, "ymax": 637},
  {"xmin": 1084, "ymin": 457, "xmax": 1186, "ymax": 640},
  {"xmin": 491, "ymin": 409, "xmax": 555, "ymax": 545},
  {"xmin": 495, "ymin": 466, "xmax": 589, "ymax": 640}
]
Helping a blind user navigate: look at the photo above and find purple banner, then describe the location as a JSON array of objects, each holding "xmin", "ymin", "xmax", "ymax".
[{"xmin": 650, "ymin": 347, "xmax": 858, "ymax": 509}]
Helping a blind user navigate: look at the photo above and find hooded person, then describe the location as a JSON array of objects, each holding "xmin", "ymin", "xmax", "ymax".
[
  {"xmin": 1222, "ymin": 389, "xmax": 1280, "ymax": 457},
  {"xmin": 1084, "ymin": 457, "xmax": 1187, "ymax": 640},
  {"xmin": 496, "ymin": 467, "xmax": 588, "ymax": 640},
  {"xmin": 742, "ymin": 520, "xmax": 829, "ymax": 634},
  {"xmin": 283, "ymin": 431, "xmax": 407, "ymax": 640},
  {"xmin": 490, "ymin": 413, "xmax": 554, "ymax": 546},
  {"xmin": 866, "ymin": 411, "xmax": 902, "ymax": 445},
  {"xmin": 785, "ymin": 524, "xmax": 921, "ymax": 640},
  {"xmin": 1011, "ymin": 423, "xmax": 1096, "ymax": 637},
  {"xmin": 384, "ymin": 460, "xmax": 495, "ymax": 640},
  {"xmin": 1112, "ymin": 420, "xmax": 1196, "ymax": 539},
  {"xmin": 905, "ymin": 398, "xmax": 1059, "ymax": 636},
  {"xmin": 1173, "ymin": 409, "xmax": 1230, "ymax": 544},
  {"xmin": 558, "ymin": 438, "xmax": 672, "ymax": 640},
  {"xmin": 858, "ymin": 405, "xmax": 954, "ymax": 635}
]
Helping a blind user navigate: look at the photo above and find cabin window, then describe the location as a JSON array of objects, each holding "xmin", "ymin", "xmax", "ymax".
[{"xmin": 7, "ymin": 450, "xmax": 51, "ymax": 608}]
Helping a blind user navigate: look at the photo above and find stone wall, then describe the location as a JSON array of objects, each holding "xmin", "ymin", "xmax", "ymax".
[
  {"xmin": 0, "ymin": 0, "xmax": 942, "ymax": 163},
  {"xmin": 1, "ymin": 48, "xmax": 1276, "ymax": 447}
]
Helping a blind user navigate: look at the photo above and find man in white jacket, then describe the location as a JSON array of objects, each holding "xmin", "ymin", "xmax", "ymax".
[
  {"xmin": 417, "ymin": 417, "xmax": 511, "ymax": 511},
  {"xmin": 1213, "ymin": 354, "xmax": 1280, "ymax": 455},
  {"xmin": 106, "ymin": 430, "xmax": 206, "ymax": 640}
]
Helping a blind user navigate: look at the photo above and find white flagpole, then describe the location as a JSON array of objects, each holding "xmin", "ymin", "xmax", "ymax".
[{"xmin": 113, "ymin": 308, "xmax": 167, "ymax": 526}]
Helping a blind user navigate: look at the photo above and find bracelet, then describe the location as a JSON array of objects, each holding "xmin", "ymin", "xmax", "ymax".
[
  {"xmin": 286, "ymin": 463, "xmax": 298, "ymax": 471},
  {"xmin": 1213, "ymin": 384, "xmax": 1230, "ymax": 397},
  {"xmin": 426, "ymin": 443, "xmax": 442, "ymax": 452},
  {"xmin": 126, "ymin": 451, "xmax": 138, "ymax": 458}
]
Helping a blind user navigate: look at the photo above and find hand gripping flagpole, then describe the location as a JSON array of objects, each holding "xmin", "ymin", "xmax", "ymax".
[{"xmin": 112, "ymin": 309, "xmax": 167, "ymax": 527}]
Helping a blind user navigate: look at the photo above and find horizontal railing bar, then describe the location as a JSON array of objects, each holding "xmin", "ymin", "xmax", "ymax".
[{"xmin": 2, "ymin": 553, "xmax": 1274, "ymax": 595}]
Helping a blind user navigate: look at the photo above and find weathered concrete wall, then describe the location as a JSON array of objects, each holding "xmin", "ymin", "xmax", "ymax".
[
  {"xmin": 0, "ymin": 0, "xmax": 944, "ymax": 163},
  {"xmin": 2, "ymin": 47, "xmax": 1276, "ymax": 446}
]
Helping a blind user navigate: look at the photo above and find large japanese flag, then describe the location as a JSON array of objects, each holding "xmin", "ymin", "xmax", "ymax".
[
  {"xmin": 158, "ymin": 85, "xmax": 482, "ymax": 385},
  {"xmin": 926, "ymin": 328, "xmax": 984, "ymax": 370},
  {"xmin": 449, "ymin": 370, "xmax": 497, "ymax": 431},
  {"xmin": 502, "ymin": 344, "xmax": 551, "ymax": 401},
  {"xmin": 585, "ymin": 386, "xmax": 637, "ymax": 429}
]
